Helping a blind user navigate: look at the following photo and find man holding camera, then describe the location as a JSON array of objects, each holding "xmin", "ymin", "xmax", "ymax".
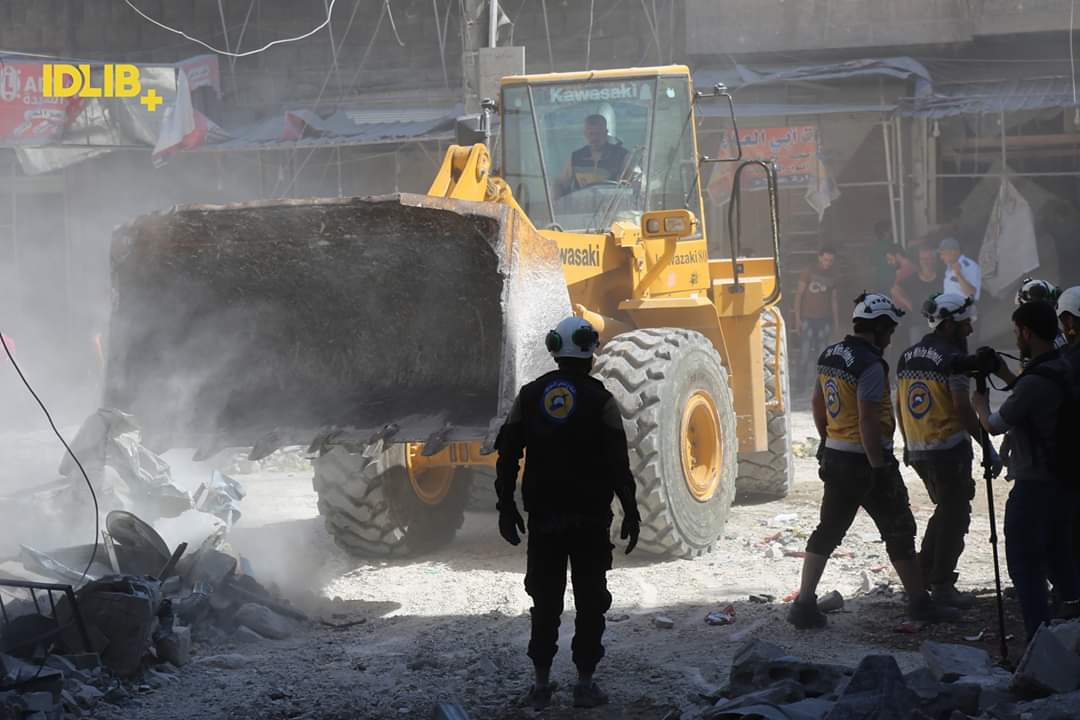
[
  {"xmin": 973, "ymin": 301, "xmax": 1080, "ymax": 642},
  {"xmin": 897, "ymin": 293, "xmax": 998, "ymax": 610},
  {"xmin": 788, "ymin": 293, "xmax": 959, "ymax": 629}
]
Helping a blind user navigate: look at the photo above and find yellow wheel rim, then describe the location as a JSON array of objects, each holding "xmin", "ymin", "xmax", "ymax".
[
  {"xmin": 681, "ymin": 390, "xmax": 722, "ymax": 501},
  {"xmin": 410, "ymin": 466, "xmax": 454, "ymax": 506}
]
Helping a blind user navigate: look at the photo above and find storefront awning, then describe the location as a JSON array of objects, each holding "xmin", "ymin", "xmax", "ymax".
[{"xmin": 900, "ymin": 75, "xmax": 1080, "ymax": 118}]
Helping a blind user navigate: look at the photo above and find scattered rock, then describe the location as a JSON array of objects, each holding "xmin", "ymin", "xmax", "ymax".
[
  {"xmin": 817, "ymin": 590, "xmax": 844, "ymax": 613},
  {"xmin": 196, "ymin": 654, "xmax": 252, "ymax": 670},
  {"xmin": 765, "ymin": 545, "xmax": 783, "ymax": 560},
  {"xmin": 828, "ymin": 655, "xmax": 918, "ymax": 720},
  {"xmin": 607, "ymin": 613, "xmax": 630, "ymax": 623},
  {"xmin": 103, "ymin": 685, "xmax": 130, "ymax": 705},
  {"xmin": 1011, "ymin": 624, "xmax": 1080, "ymax": 697},
  {"xmin": 921, "ymin": 641, "xmax": 993, "ymax": 682},
  {"xmin": 654, "ymin": 616, "xmax": 675, "ymax": 629},
  {"xmin": 748, "ymin": 594, "xmax": 775, "ymax": 604},
  {"xmin": 233, "ymin": 603, "xmax": 295, "ymax": 640}
]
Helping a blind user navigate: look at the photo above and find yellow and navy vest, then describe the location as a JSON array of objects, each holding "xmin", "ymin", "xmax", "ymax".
[
  {"xmin": 817, "ymin": 335, "xmax": 895, "ymax": 454},
  {"xmin": 897, "ymin": 333, "xmax": 971, "ymax": 461}
]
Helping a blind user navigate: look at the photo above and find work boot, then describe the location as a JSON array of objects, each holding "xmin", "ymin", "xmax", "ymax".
[
  {"xmin": 525, "ymin": 682, "xmax": 558, "ymax": 710},
  {"xmin": 786, "ymin": 594, "xmax": 827, "ymax": 629},
  {"xmin": 573, "ymin": 682, "xmax": 609, "ymax": 709},
  {"xmin": 931, "ymin": 583, "xmax": 976, "ymax": 609},
  {"xmin": 909, "ymin": 591, "xmax": 963, "ymax": 623}
]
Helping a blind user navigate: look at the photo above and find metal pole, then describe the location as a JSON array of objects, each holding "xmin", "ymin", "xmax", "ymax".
[
  {"xmin": 488, "ymin": 0, "xmax": 498, "ymax": 47},
  {"xmin": 895, "ymin": 115, "xmax": 907, "ymax": 247},
  {"xmin": 882, "ymin": 119, "xmax": 899, "ymax": 251}
]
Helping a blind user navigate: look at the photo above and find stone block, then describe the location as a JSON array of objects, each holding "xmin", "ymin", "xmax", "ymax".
[
  {"xmin": 828, "ymin": 655, "xmax": 918, "ymax": 720},
  {"xmin": 921, "ymin": 641, "xmax": 993, "ymax": 682},
  {"xmin": 1011, "ymin": 624, "xmax": 1080, "ymax": 697}
]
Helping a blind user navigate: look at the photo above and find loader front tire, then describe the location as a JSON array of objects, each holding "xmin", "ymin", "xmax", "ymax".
[
  {"xmin": 313, "ymin": 444, "xmax": 469, "ymax": 557},
  {"xmin": 735, "ymin": 309, "xmax": 795, "ymax": 499},
  {"xmin": 595, "ymin": 328, "xmax": 737, "ymax": 558}
]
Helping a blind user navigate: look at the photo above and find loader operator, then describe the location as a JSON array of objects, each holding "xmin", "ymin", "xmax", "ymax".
[
  {"xmin": 897, "ymin": 293, "xmax": 999, "ymax": 609},
  {"xmin": 494, "ymin": 315, "xmax": 641, "ymax": 710},
  {"xmin": 788, "ymin": 293, "xmax": 961, "ymax": 629},
  {"xmin": 554, "ymin": 114, "xmax": 630, "ymax": 199}
]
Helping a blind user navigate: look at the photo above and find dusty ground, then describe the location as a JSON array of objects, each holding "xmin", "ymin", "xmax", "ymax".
[{"xmin": 0, "ymin": 409, "xmax": 1026, "ymax": 719}]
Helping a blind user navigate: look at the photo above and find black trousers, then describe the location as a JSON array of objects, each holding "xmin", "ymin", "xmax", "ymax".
[
  {"xmin": 806, "ymin": 451, "xmax": 917, "ymax": 561},
  {"xmin": 912, "ymin": 456, "xmax": 975, "ymax": 586},
  {"xmin": 524, "ymin": 520, "xmax": 613, "ymax": 674}
]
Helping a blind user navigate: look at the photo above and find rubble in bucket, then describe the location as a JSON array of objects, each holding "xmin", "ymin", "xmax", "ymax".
[{"xmin": 0, "ymin": 411, "xmax": 309, "ymax": 718}]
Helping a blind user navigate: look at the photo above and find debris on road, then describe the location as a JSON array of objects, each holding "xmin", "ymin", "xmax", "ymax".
[
  {"xmin": 705, "ymin": 606, "xmax": 737, "ymax": 626},
  {"xmin": 654, "ymin": 615, "xmax": 675, "ymax": 629}
]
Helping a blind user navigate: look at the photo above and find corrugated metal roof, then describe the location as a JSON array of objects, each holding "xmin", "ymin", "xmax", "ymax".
[{"xmin": 900, "ymin": 75, "xmax": 1080, "ymax": 118}]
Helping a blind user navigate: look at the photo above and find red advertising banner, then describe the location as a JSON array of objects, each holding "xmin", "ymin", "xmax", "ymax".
[
  {"xmin": 707, "ymin": 126, "xmax": 820, "ymax": 204},
  {"xmin": 0, "ymin": 63, "xmax": 82, "ymax": 143}
]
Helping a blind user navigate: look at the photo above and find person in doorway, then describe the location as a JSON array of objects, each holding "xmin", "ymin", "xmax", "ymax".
[
  {"xmin": 494, "ymin": 316, "xmax": 641, "ymax": 710},
  {"xmin": 793, "ymin": 246, "xmax": 840, "ymax": 394},
  {"xmin": 938, "ymin": 237, "xmax": 981, "ymax": 302},
  {"xmin": 897, "ymin": 293, "xmax": 999, "ymax": 609},
  {"xmin": 973, "ymin": 301, "xmax": 1080, "ymax": 642},
  {"xmin": 554, "ymin": 114, "xmax": 630, "ymax": 199},
  {"xmin": 787, "ymin": 293, "xmax": 961, "ymax": 629}
]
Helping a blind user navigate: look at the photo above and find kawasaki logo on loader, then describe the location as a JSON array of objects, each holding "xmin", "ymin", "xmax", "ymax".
[
  {"xmin": 550, "ymin": 84, "xmax": 638, "ymax": 104},
  {"xmin": 673, "ymin": 250, "xmax": 706, "ymax": 265},
  {"xmin": 561, "ymin": 245, "xmax": 601, "ymax": 267}
]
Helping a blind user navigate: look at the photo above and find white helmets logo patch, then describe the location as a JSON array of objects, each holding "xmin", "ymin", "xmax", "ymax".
[{"xmin": 542, "ymin": 380, "xmax": 577, "ymax": 423}]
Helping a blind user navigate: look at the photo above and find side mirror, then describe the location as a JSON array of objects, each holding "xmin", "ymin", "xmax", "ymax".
[
  {"xmin": 694, "ymin": 84, "xmax": 742, "ymax": 163},
  {"xmin": 454, "ymin": 98, "xmax": 498, "ymax": 146}
]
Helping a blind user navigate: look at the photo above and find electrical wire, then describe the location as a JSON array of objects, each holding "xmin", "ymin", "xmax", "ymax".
[
  {"xmin": 121, "ymin": 0, "xmax": 340, "ymax": 58},
  {"xmin": 0, "ymin": 333, "xmax": 99, "ymax": 584}
]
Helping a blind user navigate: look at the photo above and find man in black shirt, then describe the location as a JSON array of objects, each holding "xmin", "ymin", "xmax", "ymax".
[
  {"xmin": 555, "ymin": 114, "xmax": 630, "ymax": 198},
  {"xmin": 495, "ymin": 316, "xmax": 640, "ymax": 710}
]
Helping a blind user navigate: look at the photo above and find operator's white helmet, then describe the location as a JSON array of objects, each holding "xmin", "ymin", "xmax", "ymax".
[
  {"xmin": 1058, "ymin": 286, "xmax": 1080, "ymax": 319},
  {"xmin": 923, "ymin": 292, "xmax": 976, "ymax": 329},
  {"xmin": 852, "ymin": 292, "xmax": 905, "ymax": 324},
  {"xmin": 545, "ymin": 316, "xmax": 599, "ymax": 359},
  {"xmin": 1016, "ymin": 277, "xmax": 1060, "ymax": 306}
]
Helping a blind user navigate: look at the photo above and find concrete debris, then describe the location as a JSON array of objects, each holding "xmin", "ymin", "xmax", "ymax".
[
  {"xmin": 195, "ymin": 654, "xmax": 253, "ymax": 670},
  {"xmin": 233, "ymin": 604, "xmax": 295, "ymax": 640},
  {"xmin": 1048, "ymin": 619, "xmax": 1080, "ymax": 655},
  {"xmin": 748, "ymin": 594, "xmax": 775, "ymax": 604},
  {"xmin": 728, "ymin": 640, "xmax": 849, "ymax": 699},
  {"xmin": 1008, "ymin": 688, "xmax": 1080, "ymax": 719},
  {"xmin": 193, "ymin": 470, "xmax": 246, "ymax": 527},
  {"xmin": 827, "ymin": 655, "xmax": 918, "ymax": 720},
  {"xmin": 920, "ymin": 641, "xmax": 993, "ymax": 682},
  {"xmin": 232, "ymin": 626, "xmax": 269, "ymax": 644},
  {"xmin": 705, "ymin": 606, "xmax": 736, "ymax": 626},
  {"xmin": 817, "ymin": 590, "xmax": 844, "ymax": 613},
  {"xmin": 654, "ymin": 615, "xmax": 675, "ymax": 629},
  {"xmin": 707, "ymin": 681, "xmax": 805, "ymax": 713},
  {"xmin": 154, "ymin": 625, "xmax": 191, "ymax": 667},
  {"xmin": 1011, "ymin": 624, "xmax": 1080, "ymax": 697},
  {"xmin": 766, "ymin": 545, "xmax": 784, "ymax": 560}
]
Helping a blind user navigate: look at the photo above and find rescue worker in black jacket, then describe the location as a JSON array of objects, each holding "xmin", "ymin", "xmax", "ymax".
[
  {"xmin": 897, "ymin": 293, "xmax": 1001, "ymax": 608},
  {"xmin": 494, "ymin": 315, "xmax": 641, "ymax": 711}
]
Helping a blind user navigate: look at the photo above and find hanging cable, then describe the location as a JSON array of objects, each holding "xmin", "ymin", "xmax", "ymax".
[
  {"xmin": 540, "ymin": 0, "xmax": 555, "ymax": 72},
  {"xmin": 121, "ymin": 0, "xmax": 340, "ymax": 58},
  {"xmin": 585, "ymin": 0, "xmax": 594, "ymax": 70},
  {"xmin": 385, "ymin": 0, "xmax": 406, "ymax": 47},
  {"xmin": 1071, "ymin": 0, "xmax": 1079, "ymax": 124},
  {"xmin": 0, "ymin": 333, "xmax": 99, "ymax": 584}
]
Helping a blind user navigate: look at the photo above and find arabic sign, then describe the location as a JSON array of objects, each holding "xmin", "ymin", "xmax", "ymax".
[
  {"xmin": 0, "ymin": 63, "xmax": 83, "ymax": 144},
  {"xmin": 706, "ymin": 126, "xmax": 819, "ymax": 203}
]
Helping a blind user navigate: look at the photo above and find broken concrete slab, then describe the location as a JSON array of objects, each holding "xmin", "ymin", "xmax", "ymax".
[
  {"xmin": 1009, "ymin": 688, "xmax": 1080, "ymax": 720},
  {"xmin": 782, "ymin": 698, "xmax": 833, "ymax": 719},
  {"xmin": 708, "ymin": 681, "xmax": 806, "ymax": 714},
  {"xmin": 729, "ymin": 657, "xmax": 851, "ymax": 699},
  {"xmin": 187, "ymin": 549, "xmax": 238, "ymax": 589},
  {"xmin": 1048, "ymin": 620, "xmax": 1080, "ymax": 655},
  {"xmin": 1011, "ymin": 624, "xmax": 1080, "ymax": 697},
  {"xmin": 921, "ymin": 641, "xmax": 993, "ymax": 682},
  {"xmin": 731, "ymin": 639, "xmax": 787, "ymax": 674},
  {"xmin": 232, "ymin": 626, "xmax": 268, "ymax": 644},
  {"xmin": 233, "ymin": 604, "xmax": 294, "ymax": 640},
  {"xmin": 827, "ymin": 655, "xmax": 918, "ymax": 720}
]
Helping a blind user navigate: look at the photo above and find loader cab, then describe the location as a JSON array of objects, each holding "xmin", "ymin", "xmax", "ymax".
[{"xmin": 500, "ymin": 68, "xmax": 704, "ymax": 235}]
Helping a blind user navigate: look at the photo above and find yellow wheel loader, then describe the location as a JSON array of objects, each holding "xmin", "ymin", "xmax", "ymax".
[{"xmin": 105, "ymin": 65, "xmax": 792, "ymax": 559}]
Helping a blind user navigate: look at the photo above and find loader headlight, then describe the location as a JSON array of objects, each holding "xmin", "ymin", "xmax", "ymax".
[
  {"xmin": 664, "ymin": 217, "xmax": 687, "ymax": 234},
  {"xmin": 645, "ymin": 218, "xmax": 661, "ymax": 234}
]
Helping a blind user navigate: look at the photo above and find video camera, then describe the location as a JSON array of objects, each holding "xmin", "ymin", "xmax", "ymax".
[{"xmin": 946, "ymin": 346, "xmax": 1003, "ymax": 393}]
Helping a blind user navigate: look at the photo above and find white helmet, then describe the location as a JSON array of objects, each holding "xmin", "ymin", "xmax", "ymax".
[
  {"xmin": 923, "ymin": 292, "xmax": 976, "ymax": 329},
  {"xmin": 852, "ymin": 292, "xmax": 905, "ymax": 324},
  {"xmin": 545, "ymin": 316, "xmax": 599, "ymax": 359},
  {"xmin": 1016, "ymin": 277, "xmax": 1060, "ymax": 306},
  {"xmin": 1058, "ymin": 286, "xmax": 1080, "ymax": 319}
]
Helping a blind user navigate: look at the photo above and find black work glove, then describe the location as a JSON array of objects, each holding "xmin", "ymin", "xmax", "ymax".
[
  {"xmin": 620, "ymin": 513, "xmax": 640, "ymax": 555},
  {"xmin": 498, "ymin": 504, "xmax": 526, "ymax": 546}
]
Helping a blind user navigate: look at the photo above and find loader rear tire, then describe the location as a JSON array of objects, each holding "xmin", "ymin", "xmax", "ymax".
[
  {"xmin": 594, "ymin": 328, "xmax": 737, "ymax": 558},
  {"xmin": 735, "ymin": 309, "xmax": 795, "ymax": 500},
  {"xmin": 313, "ymin": 444, "xmax": 469, "ymax": 557}
]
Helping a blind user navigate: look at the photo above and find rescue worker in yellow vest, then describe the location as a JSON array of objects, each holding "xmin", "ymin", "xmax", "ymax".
[
  {"xmin": 897, "ymin": 293, "xmax": 1001, "ymax": 609},
  {"xmin": 788, "ymin": 293, "xmax": 962, "ymax": 629}
]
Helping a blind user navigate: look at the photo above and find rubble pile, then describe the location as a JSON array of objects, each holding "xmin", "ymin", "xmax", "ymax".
[
  {"xmin": 0, "ymin": 410, "xmax": 308, "ymax": 719},
  {"xmin": 702, "ymin": 626, "xmax": 1080, "ymax": 719}
]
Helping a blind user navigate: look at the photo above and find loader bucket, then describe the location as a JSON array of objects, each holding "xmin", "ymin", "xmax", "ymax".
[{"xmin": 104, "ymin": 193, "xmax": 572, "ymax": 452}]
